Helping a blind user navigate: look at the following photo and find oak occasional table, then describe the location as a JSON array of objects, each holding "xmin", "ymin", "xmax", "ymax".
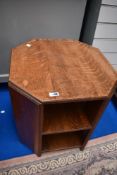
[{"xmin": 9, "ymin": 39, "xmax": 117, "ymax": 156}]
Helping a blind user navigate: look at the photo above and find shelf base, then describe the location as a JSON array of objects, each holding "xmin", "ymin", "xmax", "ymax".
[{"xmin": 42, "ymin": 131, "xmax": 89, "ymax": 152}]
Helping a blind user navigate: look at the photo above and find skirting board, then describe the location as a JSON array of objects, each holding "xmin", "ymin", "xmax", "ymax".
[{"xmin": 0, "ymin": 74, "xmax": 9, "ymax": 83}]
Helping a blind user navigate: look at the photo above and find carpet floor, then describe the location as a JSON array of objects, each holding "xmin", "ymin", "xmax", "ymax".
[{"xmin": 0, "ymin": 133, "xmax": 117, "ymax": 175}]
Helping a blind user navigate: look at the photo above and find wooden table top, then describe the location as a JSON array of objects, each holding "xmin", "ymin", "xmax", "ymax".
[{"xmin": 9, "ymin": 39, "xmax": 117, "ymax": 103}]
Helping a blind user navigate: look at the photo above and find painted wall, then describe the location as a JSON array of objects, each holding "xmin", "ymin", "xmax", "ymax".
[
  {"xmin": 93, "ymin": 0, "xmax": 117, "ymax": 70},
  {"xmin": 0, "ymin": 0, "xmax": 87, "ymax": 82}
]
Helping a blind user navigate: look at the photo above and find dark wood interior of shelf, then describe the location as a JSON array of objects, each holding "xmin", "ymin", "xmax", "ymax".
[
  {"xmin": 43, "ymin": 100, "xmax": 104, "ymax": 135},
  {"xmin": 85, "ymin": 100, "xmax": 104, "ymax": 125},
  {"xmin": 42, "ymin": 130, "xmax": 89, "ymax": 152}
]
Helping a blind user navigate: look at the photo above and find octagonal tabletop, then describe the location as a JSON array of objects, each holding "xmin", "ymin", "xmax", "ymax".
[{"xmin": 9, "ymin": 39, "xmax": 117, "ymax": 103}]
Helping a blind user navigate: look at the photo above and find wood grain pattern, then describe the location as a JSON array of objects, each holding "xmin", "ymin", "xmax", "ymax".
[
  {"xmin": 9, "ymin": 86, "xmax": 43, "ymax": 156},
  {"xmin": 9, "ymin": 39, "xmax": 117, "ymax": 103},
  {"xmin": 43, "ymin": 102, "xmax": 92, "ymax": 134},
  {"xmin": 42, "ymin": 132, "xmax": 82, "ymax": 152},
  {"xmin": 9, "ymin": 39, "xmax": 117, "ymax": 156}
]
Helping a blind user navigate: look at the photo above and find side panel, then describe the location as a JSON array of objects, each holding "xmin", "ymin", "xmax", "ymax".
[
  {"xmin": 81, "ymin": 81, "xmax": 117, "ymax": 149},
  {"xmin": 9, "ymin": 87, "xmax": 43, "ymax": 156}
]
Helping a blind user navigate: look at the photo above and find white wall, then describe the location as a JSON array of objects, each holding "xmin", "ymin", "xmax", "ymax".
[{"xmin": 93, "ymin": 0, "xmax": 117, "ymax": 70}]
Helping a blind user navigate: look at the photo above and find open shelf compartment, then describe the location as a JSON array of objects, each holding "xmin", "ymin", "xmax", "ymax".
[
  {"xmin": 43, "ymin": 100, "xmax": 104, "ymax": 135},
  {"xmin": 42, "ymin": 130, "xmax": 89, "ymax": 152}
]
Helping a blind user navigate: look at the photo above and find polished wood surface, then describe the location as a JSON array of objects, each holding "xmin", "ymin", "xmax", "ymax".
[
  {"xmin": 9, "ymin": 39, "xmax": 117, "ymax": 156},
  {"xmin": 9, "ymin": 87, "xmax": 43, "ymax": 156},
  {"xmin": 9, "ymin": 39, "xmax": 117, "ymax": 103}
]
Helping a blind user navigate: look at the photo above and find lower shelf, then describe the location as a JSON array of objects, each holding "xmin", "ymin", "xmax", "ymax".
[{"xmin": 42, "ymin": 130, "xmax": 89, "ymax": 152}]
